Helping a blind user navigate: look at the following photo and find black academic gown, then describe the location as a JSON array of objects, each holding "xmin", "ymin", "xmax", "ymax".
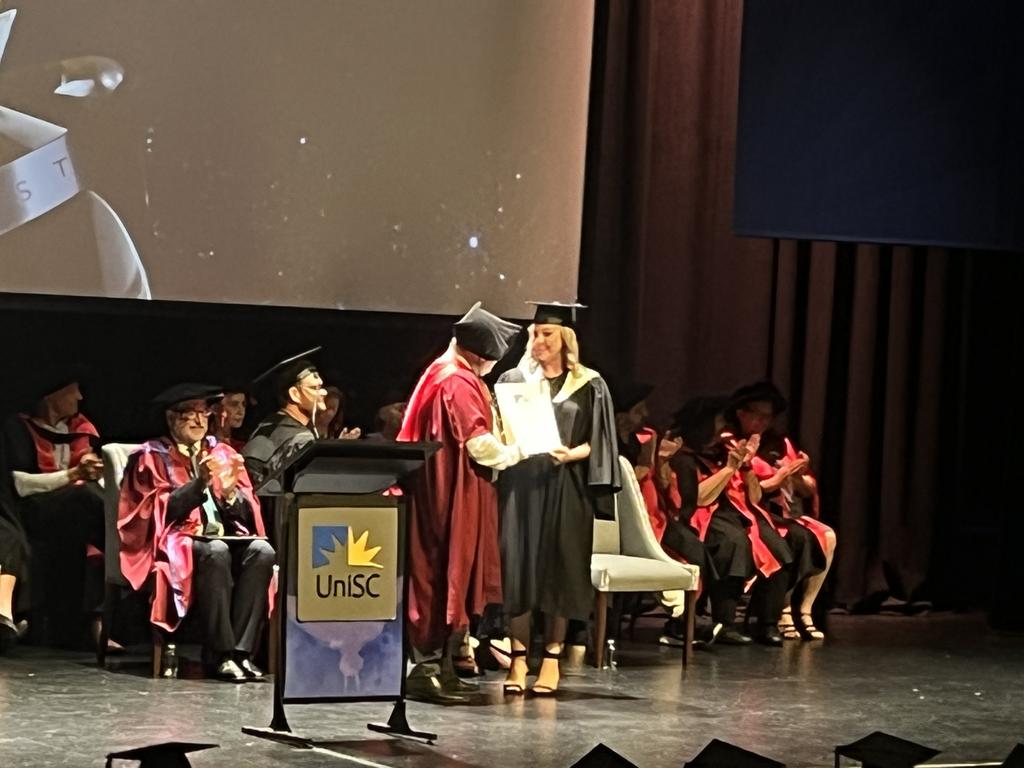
[
  {"xmin": 498, "ymin": 367, "xmax": 620, "ymax": 621},
  {"xmin": 242, "ymin": 412, "xmax": 315, "ymax": 489}
]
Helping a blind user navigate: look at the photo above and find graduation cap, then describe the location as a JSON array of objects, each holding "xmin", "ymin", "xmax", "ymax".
[
  {"xmin": 726, "ymin": 381, "xmax": 788, "ymax": 416},
  {"xmin": 106, "ymin": 741, "xmax": 218, "ymax": 768},
  {"xmin": 250, "ymin": 347, "xmax": 322, "ymax": 406},
  {"xmin": 453, "ymin": 301, "xmax": 522, "ymax": 361},
  {"xmin": 151, "ymin": 383, "xmax": 224, "ymax": 411},
  {"xmin": 526, "ymin": 300, "xmax": 587, "ymax": 328},
  {"xmin": 834, "ymin": 731, "xmax": 940, "ymax": 768},
  {"xmin": 568, "ymin": 743, "xmax": 639, "ymax": 768},
  {"xmin": 670, "ymin": 395, "xmax": 729, "ymax": 449},
  {"xmin": 6, "ymin": 360, "xmax": 94, "ymax": 410},
  {"xmin": 1001, "ymin": 744, "xmax": 1024, "ymax": 768},
  {"xmin": 685, "ymin": 739, "xmax": 786, "ymax": 768}
]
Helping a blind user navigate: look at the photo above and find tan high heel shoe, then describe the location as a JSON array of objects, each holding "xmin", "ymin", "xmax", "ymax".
[
  {"xmin": 529, "ymin": 650, "xmax": 561, "ymax": 697},
  {"xmin": 503, "ymin": 649, "xmax": 528, "ymax": 695}
]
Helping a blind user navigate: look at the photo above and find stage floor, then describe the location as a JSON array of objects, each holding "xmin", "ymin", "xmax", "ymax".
[{"xmin": 1, "ymin": 614, "xmax": 1022, "ymax": 768}]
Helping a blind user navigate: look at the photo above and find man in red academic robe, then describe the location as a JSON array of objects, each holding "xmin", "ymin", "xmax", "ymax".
[
  {"xmin": 398, "ymin": 302, "xmax": 522, "ymax": 703},
  {"xmin": 118, "ymin": 384, "xmax": 274, "ymax": 681}
]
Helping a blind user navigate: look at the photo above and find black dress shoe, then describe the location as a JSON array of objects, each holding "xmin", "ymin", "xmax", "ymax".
[
  {"xmin": 406, "ymin": 675, "xmax": 469, "ymax": 705},
  {"xmin": 0, "ymin": 615, "xmax": 18, "ymax": 654},
  {"xmin": 755, "ymin": 625, "xmax": 783, "ymax": 647},
  {"xmin": 717, "ymin": 627, "xmax": 753, "ymax": 645},
  {"xmin": 213, "ymin": 659, "xmax": 248, "ymax": 682},
  {"xmin": 238, "ymin": 658, "xmax": 265, "ymax": 680},
  {"xmin": 441, "ymin": 673, "xmax": 478, "ymax": 693}
]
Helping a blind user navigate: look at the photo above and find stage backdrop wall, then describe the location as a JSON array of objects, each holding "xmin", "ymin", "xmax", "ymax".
[
  {"xmin": 577, "ymin": 0, "xmax": 1022, "ymax": 619},
  {"xmin": 1, "ymin": 0, "xmax": 1020, "ymax": 623}
]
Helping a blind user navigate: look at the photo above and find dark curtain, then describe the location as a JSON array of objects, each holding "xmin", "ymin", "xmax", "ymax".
[{"xmin": 579, "ymin": 0, "xmax": 1022, "ymax": 613}]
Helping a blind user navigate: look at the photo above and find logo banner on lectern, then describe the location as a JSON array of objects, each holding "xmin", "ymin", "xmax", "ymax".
[
  {"xmin": 284, "ymin": 501, "xmax": 404, "ymax": 702},
  {"xmin": 297, "ymin": 506, "xmax": 397, "ymax": 622}
]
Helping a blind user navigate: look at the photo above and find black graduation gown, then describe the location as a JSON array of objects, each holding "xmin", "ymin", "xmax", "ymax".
[
  {"xmin": 0, "ymin": 416, "xmax": 105, "ymax": 631},
  {"xmin": 0, "ymin": 500, "xmax": 28, "ymax": 582},
  {"xmin": 242, "ymin": 411, "xmax": 315, "ymax": 489},
  {"xmin": 498, "ymin": 368, "xmax": 621, "ymax": 621}
]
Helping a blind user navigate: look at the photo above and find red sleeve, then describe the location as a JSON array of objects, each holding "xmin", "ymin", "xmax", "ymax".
[{"xmin": 751, "ymin": 455, "xmax": 776, "ymax": 481}]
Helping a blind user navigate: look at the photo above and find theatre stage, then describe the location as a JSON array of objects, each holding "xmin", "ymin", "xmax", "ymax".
[{"xmin": 1, "ymin": 614, "xmax": 1021, "ymax": 768}]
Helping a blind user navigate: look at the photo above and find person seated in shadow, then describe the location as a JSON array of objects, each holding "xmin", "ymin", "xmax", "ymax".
[
  {"xmin": 365, "ymin": 401, "xmax": 406, "ymax": 442},
  {"xmin": 208, "ymin": 384, "xmax": 249, "ymax": 452},
  {"xmin": 726, "ymin": 381, "xmax": 836, "ymax": 641},
  {"xmin": 118, "ymin": 384, "xmax": 274, "ymax": 682},
  {"xmin": 0, "ymin": 372, "xmax": 106, "ymax": 650},
  {"xmin": 611, "ymin": 382, "xmax": 715, "ymax": 648},
  {"xmin": 315, "ymin": 386, "xmax": 361, "ymax": 440}
]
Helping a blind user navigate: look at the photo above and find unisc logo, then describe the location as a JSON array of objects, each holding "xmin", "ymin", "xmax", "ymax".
[{"xmin": 312, "ymin": 525, "xmax": 384, "ymax": 600}]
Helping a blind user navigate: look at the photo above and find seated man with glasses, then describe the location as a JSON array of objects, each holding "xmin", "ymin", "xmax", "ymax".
[{"xmin": 117, "ymin": 384, "xmax": 274, "ymax": 681}]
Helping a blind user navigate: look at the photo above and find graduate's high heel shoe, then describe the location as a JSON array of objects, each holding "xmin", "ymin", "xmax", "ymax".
[
  {"xmin": 502, "ymin": 649, "xmax": 528, "ymax": 695},
  {"xmin": 779, "ymin": 608, "xmax": 801, "ymax": 641},
  {"xmin": 529, "ymin": 650, "xmax": 561, "ymax": 697},
  {"xmin": 799, "ymin": 612, "xmax": 825, "ymax": 641}
]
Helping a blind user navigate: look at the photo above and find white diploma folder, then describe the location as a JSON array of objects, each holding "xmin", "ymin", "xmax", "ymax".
[{"xmin": 495, "ymin": 380, "xmax": 563, "ymax": 456}]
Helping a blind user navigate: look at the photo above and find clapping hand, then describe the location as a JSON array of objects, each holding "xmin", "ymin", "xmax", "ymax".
[
  {"xmin": 72, "ymin": 452, "xmax": 104, "ymax": 482},
  {"xmin": 658, "ymin": 435, "xmax": 683, "ymax": 460},
  {"xmin": 200, "ymin": 453, "xmax": 246, "ymax": 498}
]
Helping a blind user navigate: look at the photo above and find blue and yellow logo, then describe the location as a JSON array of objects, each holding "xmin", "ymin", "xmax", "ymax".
[
  {"xmin": 312, "ymin": 525, "xmax": 383, "ymax": 569},
  {"xmin": 297, "ymin": 505, "xmax": 397, "ymax": 622}
]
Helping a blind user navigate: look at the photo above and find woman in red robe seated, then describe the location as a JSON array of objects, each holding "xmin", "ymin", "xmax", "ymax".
[{"xmin": 726, "ymin": 381, "xmax": 837, "ymax": 640}]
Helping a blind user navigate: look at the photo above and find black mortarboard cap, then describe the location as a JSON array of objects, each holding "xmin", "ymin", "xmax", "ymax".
[
  {"xmin": 726, "ymin": 381, "xmax": 788, "ymax": 415},
  {"xmin": 527, "ymin": 300, "xmax": 587, "ymax": 328},
  {"xmin": 685, "ymin": 739, "xmax": 786, "ymax": 768},
  {"xmin": 569, "ymin": 743, "xmax": 639, "ymax": 768},
  {"xmin": 151, "ymin": 384, "xmax": 224, "ymax": 410},
  {"xmin": 608, "ymin": 379, "xmax": 654, "ymax": 413},
  {"xmin": 7, "ymin": 360, "xmax": 93, "ymax": 410},
  {"xmin": 834, "ymin": 732, "xmax": 941, "ymax": 768},
  {"xmin": 251, "ymin": 347, "xmax": 322, "ymax": 402},
  {"xmin": 453, "ymin": 301, "xmax": 522, "ymax": 361},
  {"xmin": 671, "ymin": 395, "xmax": 728, "ymax": 448},
  {"xmin": 1001, "ymin": 745, "xmax": 1024, "ymax": 768},
  {"xmin": 1000, "ymin": 745, "xmax": 1024, "ymax": 768},
  {"xmin": 106, "ymin": 741, "xmax": 218, "ymax": 768}
]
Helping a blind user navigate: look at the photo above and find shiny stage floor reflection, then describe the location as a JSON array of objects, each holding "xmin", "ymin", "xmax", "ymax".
[{"xmin": 1, "ymin": 614, "xmax": 1021, "ymax": 768}]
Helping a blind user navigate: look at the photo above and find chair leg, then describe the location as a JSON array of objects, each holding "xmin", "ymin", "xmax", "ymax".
[
  {"xmin": 151, "ymin": 630, "xmax": 163, "ymax": 679},
  {"xmin": 682, "ymin": 589, "xmax": 697, "ymax": 670},
  {"xmin": 97, "ymin": 583, "xmax": 116, "ymax": 667},
  {"xmin": 609, "ymin": 594, "xmax": 624, "ymax": 641},
  {"xmin": 594, "ymin": 591, "xmax": 608, "ymax": 668}
]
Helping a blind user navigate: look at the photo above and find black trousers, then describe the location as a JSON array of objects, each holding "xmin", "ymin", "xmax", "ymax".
[
  {"xmin": 18, "ymin": 485, "xmax": 104, "ymax": 645},
  {"xmin": 190, "ymin": 539, "xmax": 275, "ymax": 656}
]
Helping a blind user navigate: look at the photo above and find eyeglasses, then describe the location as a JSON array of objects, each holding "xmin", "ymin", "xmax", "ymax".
[{"xmin": 173, "ymin": 409, "xmax": 212, "ymax": 421}]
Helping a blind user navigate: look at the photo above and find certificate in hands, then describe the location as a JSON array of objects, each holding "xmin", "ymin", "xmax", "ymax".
[{"xmin": 495, "ymin": 380, "xmax": 562, "ymax": 456}]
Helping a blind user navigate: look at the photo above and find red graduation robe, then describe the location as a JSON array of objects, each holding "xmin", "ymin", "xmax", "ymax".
[
  {"xmin": 751, "ymin": 437, "xmax": 832, "ymax": 556},
  {"xmin": 117, "ymin": 437, "xmax": 264, "ymax": 631},
  {"xmin": 397, "ymin": 347, "xmax": 501, "ymax": 651}
]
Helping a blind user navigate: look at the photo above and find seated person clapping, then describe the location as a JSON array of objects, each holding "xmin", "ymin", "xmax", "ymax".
[
  {"xmin": 315, "ymin": 385, "xmax": 361, "ymax": 440},
  {"xmin": 118, "ymin": 384, "xmax": 275, "ymax": 681},
  {"xmin": 1, "ymin": 373, "xmax": 106, "ymax": 648}
]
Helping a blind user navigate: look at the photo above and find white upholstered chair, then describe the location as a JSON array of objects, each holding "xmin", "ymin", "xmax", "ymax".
[{"xmin": 591, "ymin": 456, "xmax": 700, "ymax": 668}]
